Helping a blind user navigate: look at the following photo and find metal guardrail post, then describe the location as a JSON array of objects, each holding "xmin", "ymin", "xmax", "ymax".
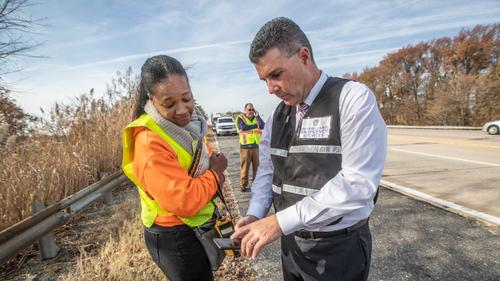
[
  {"xmin": 100, "ymin": 172, "xmax": 114, "ymax": 205},
  {"xmin": 31, "ymin": 201, "xmax": 59, "ymax": 260},
  {"xmin": 103, "ymin": 190, "xmax": 114, "ymax": 205}
]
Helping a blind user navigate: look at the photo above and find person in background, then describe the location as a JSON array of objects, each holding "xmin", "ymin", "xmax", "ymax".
[
  {"xmin": 122, "ymin": 55, "xmax": 227, "ymax": 281},
  {"xmin": 235, "ymin": 103, "xmax": 265, "ymax": 192},
  {"xmin": 231, "ymin": 17, "xmax": 387, "ymax": 281}
]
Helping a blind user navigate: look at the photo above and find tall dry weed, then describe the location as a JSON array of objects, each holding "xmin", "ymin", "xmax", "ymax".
[
  {"xmin": 0, "ymin": 112, "xmax": 8, "ymax": 148},
  {"xmin": 58, "ymin": 197, "xmax": 165, "ymax": 281},
  {"xmin": 0, "ymin": 69, "xmax": 138, "ymax": 230}
]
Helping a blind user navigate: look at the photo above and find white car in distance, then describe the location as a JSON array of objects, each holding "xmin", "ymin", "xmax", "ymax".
[
  {"xmin": 482, "ymin": 120, "xmax": 500, "ymax": 135},
  {"xmin": 215, "ymin": 117, "xmax": 237, "ymax": 136}
]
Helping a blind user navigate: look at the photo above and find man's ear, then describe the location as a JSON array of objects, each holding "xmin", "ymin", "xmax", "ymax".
[{"xmin": 298, "ymin": 47, "xmax": 311, "ymax": 65}]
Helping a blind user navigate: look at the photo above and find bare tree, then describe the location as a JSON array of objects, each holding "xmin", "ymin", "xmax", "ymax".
[{"xmin": 0, "ymin": 0, "xmax": 44, "ymax": 74}]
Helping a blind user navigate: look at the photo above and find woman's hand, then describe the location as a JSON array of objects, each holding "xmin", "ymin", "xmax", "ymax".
[
  {"xmin": 209, "ymin": 153, "xmax": 227, "ymax": 173},
  {"xmin": 209, "ymin": 153, "xmax": 227, "ymax": 185}
]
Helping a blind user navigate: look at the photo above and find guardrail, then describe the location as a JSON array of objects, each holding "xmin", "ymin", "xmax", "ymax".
[
  {"xmin": 0, "ymin": 172, "xmax": 130, "ymax": 265},
  {"xmin": 387, "ymin": 125, "xmax": 482, "ymax": 130}
]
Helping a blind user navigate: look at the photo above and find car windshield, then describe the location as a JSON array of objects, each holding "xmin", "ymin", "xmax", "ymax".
[{"xmin": 218, "ymin": 118, "xmax": 233, "ymax": 123}]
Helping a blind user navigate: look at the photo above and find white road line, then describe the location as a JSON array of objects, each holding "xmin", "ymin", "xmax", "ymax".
[
  {"xmin": 389, "ymin": 148, "xmax": 500, "ymax": 167},
  {"xmin": 211, "ymin": 134, "xmax": 242, "ymax": 216},
  {"xmin": 380, "ymin": 179, "xmax": 500, "ymax": 227}
]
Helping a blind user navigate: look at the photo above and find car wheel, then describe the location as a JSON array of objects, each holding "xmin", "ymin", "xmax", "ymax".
[{"xmin": 487, "ymin": 125, "xmax": 499, "ymax": 135}]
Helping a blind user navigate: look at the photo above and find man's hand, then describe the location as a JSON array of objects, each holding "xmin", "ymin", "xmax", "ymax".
[
  {"xmin": 230, "ymin": 214, "xmax": 282, "ymax": 259},
  {"xmin": 234, "ymin": 215, "xmax": 258, "ymax": 232}
]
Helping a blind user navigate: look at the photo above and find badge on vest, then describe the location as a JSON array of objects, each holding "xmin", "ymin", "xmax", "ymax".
[{"xmin": 299, "ymin": 116, "xmax": 331, "ymax": 139}]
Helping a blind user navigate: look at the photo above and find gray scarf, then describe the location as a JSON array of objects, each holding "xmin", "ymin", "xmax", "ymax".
[{"xmin": 144, "ymin": 100, "xmax": 207, "ymax": 155}]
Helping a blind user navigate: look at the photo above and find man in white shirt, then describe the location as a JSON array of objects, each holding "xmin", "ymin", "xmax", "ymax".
[{"xmin": 231, "ymin": 17, "xmax": 387, "ymax": 281}]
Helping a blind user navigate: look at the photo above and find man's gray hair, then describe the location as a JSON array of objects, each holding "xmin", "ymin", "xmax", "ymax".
[{"xmin": 249, "ymin": 17, "xmax": 314, "ymax": 64}]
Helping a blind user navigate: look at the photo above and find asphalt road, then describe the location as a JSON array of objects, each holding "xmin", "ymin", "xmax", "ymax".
[
  {"xmin": 386, "ymin": 129, "xmax": 500, "ymax": 218},
  {"xmin": 216, "ymin": 133, "xmax": 500, "ymax": 281}
]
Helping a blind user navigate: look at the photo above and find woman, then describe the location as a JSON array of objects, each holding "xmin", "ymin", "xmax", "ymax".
[{"xmin": 122, "ymin": 55, "xmax": 227, "ymax": 281}]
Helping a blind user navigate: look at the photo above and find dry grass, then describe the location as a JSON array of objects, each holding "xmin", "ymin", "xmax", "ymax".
[
  {"xmin": 56, "ymin": 196, "xmax": 256, "ymax": 281},
  {"xmin": 58, "ymin": 197, "xmax": 166, "ymax": 281},
  {"xmin": 0, "ymin": 70, "xmax": 138, "ymax": 230},
  {"xmin": 0, "ymin": 112, "xmax": 8, "ymax": 148}
]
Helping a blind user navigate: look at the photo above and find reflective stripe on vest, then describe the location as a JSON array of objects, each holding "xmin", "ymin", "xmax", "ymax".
[
  {"xmin": 122, "ymin": 114, "xmax": 214, "ymax": 228},
  {"xmin": 236, "ymin": 114, "xmax": 262, "ymax": 145},
  {"xmin": 272, "ymin": 184, "xmax": 282, "ymax": 194},
  {"xmin": 283, "ymin": 184, "xmax": 318, "ymax": 196},
  {"xmin": 289, "ymin": 145, "xmax": 341, "ymax": 154},
  {"xmin": 270, "ymin": 148, "xmax": 288, "ymax": 157},
  {"xmin": 271, "ymin": 145, "xmax": 341, "ymax": 158}
]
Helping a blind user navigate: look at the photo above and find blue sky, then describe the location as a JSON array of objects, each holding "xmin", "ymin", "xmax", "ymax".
[{"xmin": 4, "ymin": 0, "xmax": 500, "ymax": 119}]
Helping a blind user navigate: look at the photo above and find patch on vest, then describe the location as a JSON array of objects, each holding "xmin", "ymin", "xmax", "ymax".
[{"xmin": 299, "ymin": 116, "xmax": 331, "ymax": 139}]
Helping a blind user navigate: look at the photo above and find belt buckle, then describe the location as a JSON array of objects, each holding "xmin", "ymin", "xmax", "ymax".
[
  {"xmin": 297, "ymin": 230, "xmax": 312, "ymax": 239},
  {"xmin": 301, "ymin": 231, "xmax": 316, "ymax": 239}
]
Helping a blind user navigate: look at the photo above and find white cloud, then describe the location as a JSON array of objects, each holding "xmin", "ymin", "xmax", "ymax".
[{"xmin": 63, "ymin": 39, "xmax": 251, "ymax": 71}]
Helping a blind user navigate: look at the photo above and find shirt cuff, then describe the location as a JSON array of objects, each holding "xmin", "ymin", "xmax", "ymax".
[
  {"xmin": 276, "ymin": 205, "xmax": 304, "ymax": 235},
  {"xmin": 246, "ymin": 201, "xmax": 269, "ymax": 219}
]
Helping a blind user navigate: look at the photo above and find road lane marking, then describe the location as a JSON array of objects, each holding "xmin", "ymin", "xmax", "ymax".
[
  {"xmin": 210, "ymin": 133, "xmax": 242, "ymax": 217},
  {"xmin": 388, "ymin": 134, "xmax": 500, "ymax": 150},
  {"xmin": 381, "ymin": 179, "xmax": 500, "ymax": 227},
  {"xmin": 389, "ymin": 148, "xmax": 500, "ymax": 167}
]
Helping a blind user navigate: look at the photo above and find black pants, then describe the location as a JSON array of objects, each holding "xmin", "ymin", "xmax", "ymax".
[
  {"xmin": 144, "ymin": 224, "xmax": 214, "ymax": 281},
  {"xmin": 281, "ymin": 222, "xmax": 372, "ymax": 281}
]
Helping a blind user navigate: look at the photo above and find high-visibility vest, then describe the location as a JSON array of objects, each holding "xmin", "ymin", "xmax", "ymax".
[
  {"xmin": 122, "ymin": 113, "xmax": 214, "ymax": 228},
  {"xmin": 235, "ymin": 114, "xmax": 262, "ymax": 145}
]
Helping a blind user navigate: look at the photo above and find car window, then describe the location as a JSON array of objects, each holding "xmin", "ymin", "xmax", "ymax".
[{"xmin": 218, "ymin": 118, "xmax": 233, "ymax": 123}]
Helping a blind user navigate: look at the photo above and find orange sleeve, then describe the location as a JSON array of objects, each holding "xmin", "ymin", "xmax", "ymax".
[{"xmin": 133, "ymin": 127, "xmax": 218, "ymax": 218}]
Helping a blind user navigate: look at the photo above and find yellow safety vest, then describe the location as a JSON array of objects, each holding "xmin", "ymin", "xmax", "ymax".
[
  {"xmin": 122, "ymin": 114, "xmax": 215, "ymax": 228},
  {"xmin": 235, "ymin": 114, "xmax": 262, "ymax": 145}
]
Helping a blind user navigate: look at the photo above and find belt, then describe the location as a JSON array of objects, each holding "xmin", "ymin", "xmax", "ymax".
[{"xmin": 294, "ymin": 219, "xmax": 368, "ymax": 239}]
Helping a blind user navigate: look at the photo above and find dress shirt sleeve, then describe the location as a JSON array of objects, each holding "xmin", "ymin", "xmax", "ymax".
[
  {"xmin": 246, "ymin": 112, "xmax": 275, "ymax": 219},
  {"xmin": 276, "ymin": 81, "xmax": 387, "ymax": 235}
]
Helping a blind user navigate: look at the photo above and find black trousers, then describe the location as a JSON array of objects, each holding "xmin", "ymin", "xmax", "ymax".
[
  {"xmin": 144, "ymin": 224, "xmax": 214, "ymax": 281},
  {"xmin": 281, "ymin": 222, "xmax": 372, "ymax": 281}
]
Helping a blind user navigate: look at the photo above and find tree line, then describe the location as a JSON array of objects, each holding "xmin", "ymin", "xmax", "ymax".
[{"xmin": 343, "ymin": 23, "xmax": 499, "ymax": 126}]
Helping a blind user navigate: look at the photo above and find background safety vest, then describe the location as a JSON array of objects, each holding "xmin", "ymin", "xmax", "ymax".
[
  {"xmin": 235, "ymin": 114, "xmax": 262, "ymax": 145},
  {"xmin": 122, "ymin": 114, "xmax": 214, "ymax": 228}
]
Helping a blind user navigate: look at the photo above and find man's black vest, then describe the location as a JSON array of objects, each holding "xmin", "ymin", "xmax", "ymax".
[{"xmin": 271, "ymin": 77, "xmax": 348, "ymax": 223}]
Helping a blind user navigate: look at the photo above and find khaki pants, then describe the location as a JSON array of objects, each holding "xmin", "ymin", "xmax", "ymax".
[{"xmin": 240, "ymin": 147, "xmax": 259, "ymax": 188}]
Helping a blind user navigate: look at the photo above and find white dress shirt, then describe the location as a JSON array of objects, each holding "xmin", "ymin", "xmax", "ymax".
[{"xmin": 247, "ymin": 71, "xmax": 387, "ymax": 235}]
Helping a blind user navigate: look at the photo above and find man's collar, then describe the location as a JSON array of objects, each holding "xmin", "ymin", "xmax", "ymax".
[{"xmin": 303, "ymin": 70, "xmax": 327, "ymax": 106}]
